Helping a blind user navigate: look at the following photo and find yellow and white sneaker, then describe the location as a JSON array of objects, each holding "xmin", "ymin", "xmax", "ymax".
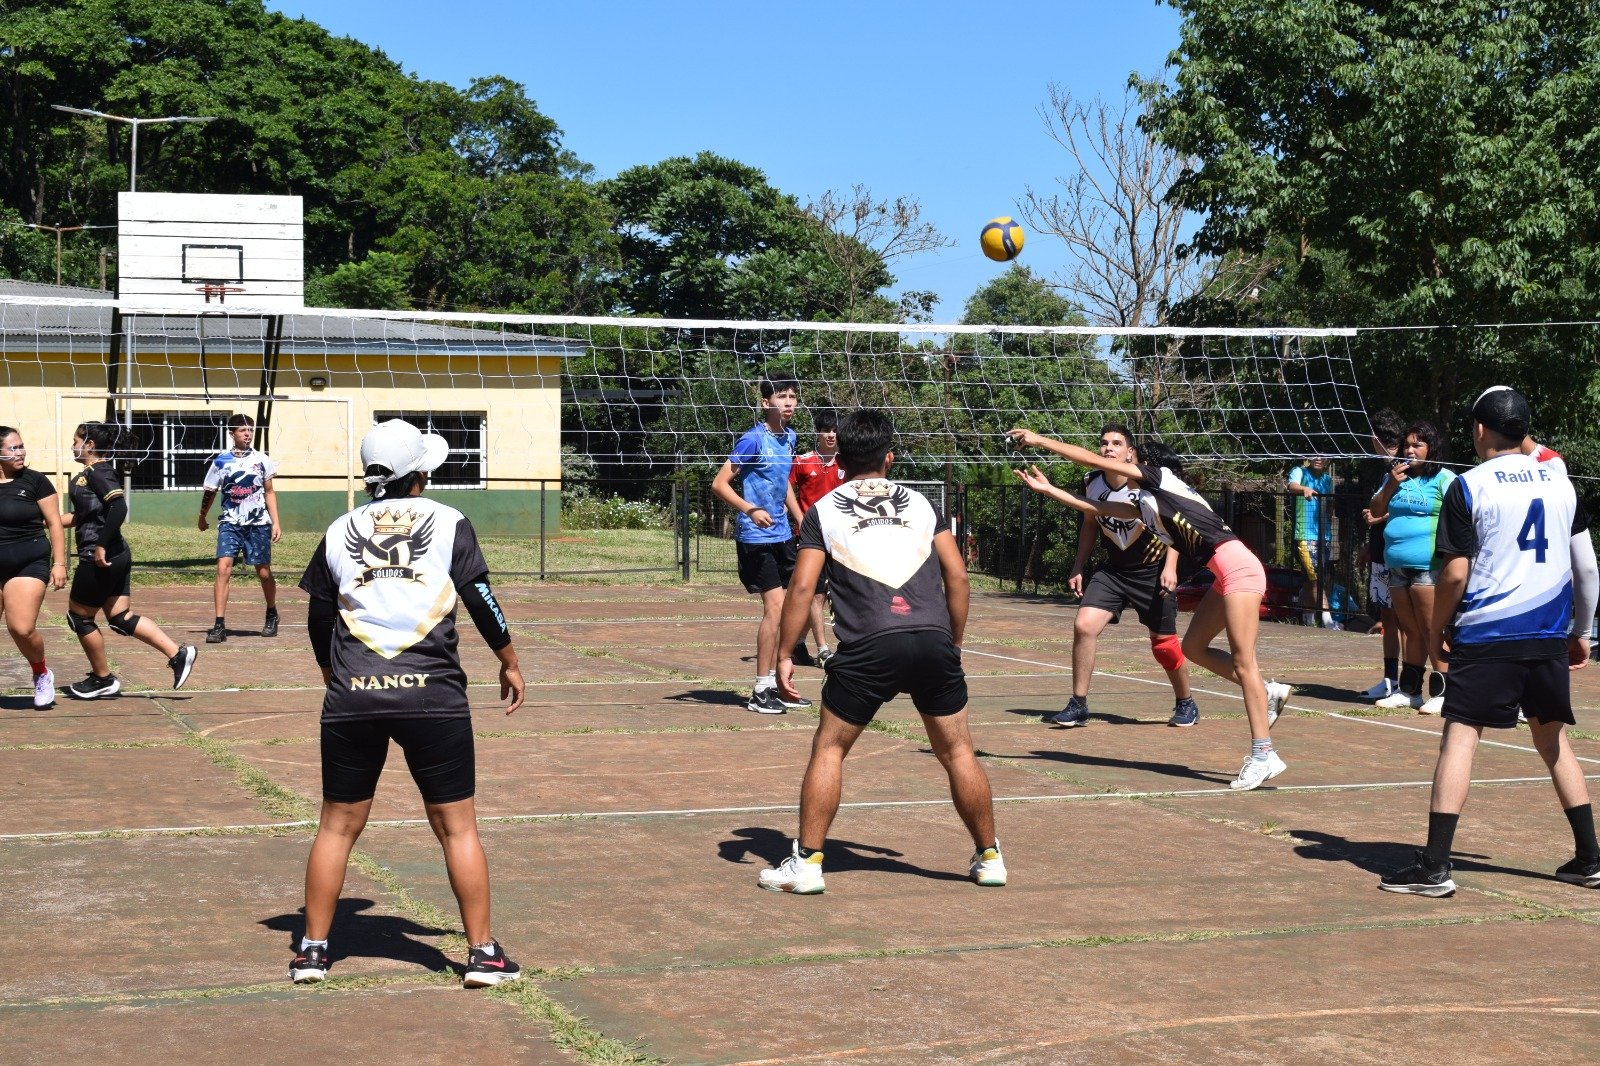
[
  {"xmin": 969, "ymin": 844, "xmax": 1007, "ymax": 886},
  {"xmin": 759, "ymin": 841, "xmax": 825, "ymax": 894}
]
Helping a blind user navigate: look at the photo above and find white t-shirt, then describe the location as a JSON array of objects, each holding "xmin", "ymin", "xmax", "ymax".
[{"xmin": 203, "ymin": 449, "xmax": 276, "ymax": 526}]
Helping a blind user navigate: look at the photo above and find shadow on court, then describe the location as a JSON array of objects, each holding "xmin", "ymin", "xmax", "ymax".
[
  {"xmin": 259, "ymin": 898, "xmax": 458, "ymax": 971},
  {"xmin": 1289, "ymin": 829, "xmax": 1563, "ymax": 884},
  {"xmin": 718, "ymin": 826, "xmax": 968, "ymax": 882},
  {"xmin": 664, "ymin": 688, "xmax": 748, "ymax": 707},
  {"xmin": 1007, "ymin": 746, "xmax": 1233, "ymax": 786}
]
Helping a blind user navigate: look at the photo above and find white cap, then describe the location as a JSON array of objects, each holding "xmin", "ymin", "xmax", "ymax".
[{"xmin": 360, "ymin": 419, "xmax": 449, "ymax": 496}]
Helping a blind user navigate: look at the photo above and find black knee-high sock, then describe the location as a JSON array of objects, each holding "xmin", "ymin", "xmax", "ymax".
[
  {"xmin": 1399, "ymin": 662, "xmax": 1425, "ymax": 696},
  {"xmin": 1423, "ymin": 812, "xmax": 1459, "ymax": 867},
  {"xmin": 1565, "ymin": 804, "xmax": 1599, "ymax": 860},
  {"xmin": 1383, "ymin": 657, "xmax": 1400, "ymax": 682}
]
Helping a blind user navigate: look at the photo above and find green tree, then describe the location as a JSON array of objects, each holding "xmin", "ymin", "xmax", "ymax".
[
  {"xmin": 0, "ymin": 1, "xmax": 617, "ymax": 311},
  {"xmin": 602, "ymin": 152, "xmax": 881, "ymax": 323},
  {"xmin": 1142, "ymin": 0, "xmax": 1600, "ymax": 442}
]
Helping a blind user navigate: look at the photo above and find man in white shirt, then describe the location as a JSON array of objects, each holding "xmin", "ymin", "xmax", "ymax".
[{"xmin": 198, "ymin": 414, "xmax": 281, "ymax": 642}]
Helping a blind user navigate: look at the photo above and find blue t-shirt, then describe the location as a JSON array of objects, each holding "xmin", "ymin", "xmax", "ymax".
[
  {"xmin": 730, "ymin": 424, "xmax": 796, "ymax": 544},
  {"xmin": 1382, "ymin": 468, "xmax": 1457, "ymax": 570},
  {"xmin": 1288, "ymin": 465, "xmax": 1333, "ymax": 542}
]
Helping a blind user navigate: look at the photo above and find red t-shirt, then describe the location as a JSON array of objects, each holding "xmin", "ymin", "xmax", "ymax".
[{"xmin": 790, "ymin": 451, "xmax": 846, "ymax": 514}]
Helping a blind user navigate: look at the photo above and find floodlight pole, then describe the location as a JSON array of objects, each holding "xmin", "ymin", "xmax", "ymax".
[
  {"xmin": 49, "ymin": 105, "xmax": 216, "ymax": 191},
  {"xmin": 25, "ymin": 223, "xmax": 114, "ymax": 285}
]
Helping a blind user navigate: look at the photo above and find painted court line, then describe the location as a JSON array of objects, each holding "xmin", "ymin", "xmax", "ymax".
[
  {"xmin": 5, "ymin": 774, "xmax": 1591, "ymax": 842},
  {"xmin": 962, "ymin": 646, "xmax": 1600, "ymax": 766}
]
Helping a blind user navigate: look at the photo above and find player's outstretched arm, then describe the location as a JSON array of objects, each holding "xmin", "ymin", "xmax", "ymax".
[
  {"xmin": 933, "ymin": 530, "xmax": 969, "ymax": 647},
  {"xmin": 1007, "ymin": 428, "xmax": 1145, "ymax": 483},
  {"xmin": 1013, "ymin": 466, "xmax": 1140, "ymax": 521}
]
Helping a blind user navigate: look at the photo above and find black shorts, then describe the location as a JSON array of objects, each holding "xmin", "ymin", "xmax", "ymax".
[
  {"xmin": 0, "ymin": 538, "xmax": 50, "ymax": 584},
  {"xmin": 321, "ymin": 715, "xmax": 476, "ymax": 805},
  {"xmin": 736, "ymin": 539, "xmax": 795, "ymax": 594},
  {"xmin": 821, "ymin": 629, "xmax": 968, "ymax": 726},
  {"xmin": 69, "ymin": 548, "xmax": 132, "ymax": 605},
  {"xmin": 1441, "ymin": 656, "xmax": 1572, "ymax": 730},
  {"xmin": 1080, "ymin": 566, "xmax": 1177, "ymax": 634}
]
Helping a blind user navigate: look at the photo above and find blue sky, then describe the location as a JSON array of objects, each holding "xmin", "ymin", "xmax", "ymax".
[{"xmin": 267, "ymin": 1, "xmax": 1183, "ymax": 320}]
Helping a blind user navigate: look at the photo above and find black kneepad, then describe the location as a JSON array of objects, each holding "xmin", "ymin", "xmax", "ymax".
[
  {"xmin": 107, "ymin": 611, "xmax": 141, "ymax": 637},
  {"xmin": 66, "ymin": 613, "xmax": 99, "ymax": 636}
]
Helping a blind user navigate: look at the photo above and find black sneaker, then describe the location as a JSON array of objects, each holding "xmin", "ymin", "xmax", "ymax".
[
  {"xmin": 205, "ymin": 620, "xmax": 226, "ymax": 644},
  {"xmin": 67, "ymin": 672, "xmax": 121, "ymax": 700},
  {"xmin": 462, "ymin": 940, "xmax": 521, "ymax": 988},
  {"xmin": 1379, "ymin": 850, "xmax": 1456, "ymax": 896},
  {"xmin": 1168, "ymin": 697, "xmax": 1200, "ymax": 728},
  {"xmin": 1049, "ymin": 696, "xmax": 1089, "ymax": 727},
  {"xmin": 747, "ymin": 688, "xmax": 787, "ymax": 715},
  {"xmin": 776, "ymin": 691, "xmax": 813, "ymax": 710},
  {"xmin": 169, "ymin": 644, "xmax": 198, "ymax": 690},
  {"xmin": 289, "ymin": 942, "xmax": 330, "ymax": 983},
  {"xmin": 262, "ymin": 609, "xmax": 279, "ymax": 638},
  {"xmin": 1555, "ymin": 855, "xmax": 1600, "ymax": 888}
]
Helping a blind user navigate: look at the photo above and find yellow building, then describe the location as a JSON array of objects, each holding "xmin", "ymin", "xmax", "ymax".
[{"xmin": 0, "ymin": 280, "xmax": 575, "ymax": 534}]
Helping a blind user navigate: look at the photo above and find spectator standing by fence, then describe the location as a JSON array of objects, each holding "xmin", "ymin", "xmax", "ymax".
[
  {"xmin": 1371, "ymin": 421, "xmax": 1456, "ymax": 714},
  {"xmin": 1288, "ymin": 456, "xmax": 1339, "ymax": 629},
  {"xmin": 1361, "ymin": 411, "xmax": 1407, "ymax": 699}
]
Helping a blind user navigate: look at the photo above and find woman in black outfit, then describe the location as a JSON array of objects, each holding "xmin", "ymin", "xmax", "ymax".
[
  {"xmin": 0, "ymin": 426, "xmax": 68, "ymax": 708},
  {"xmin": 61, "ymin": 422, "xmax": 197, "ymax": 699}
]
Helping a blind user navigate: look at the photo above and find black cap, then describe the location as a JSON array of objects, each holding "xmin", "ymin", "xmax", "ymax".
[{"xmin": 1470, "ymin": 386, "xmax": 1531, "ymax": 439}]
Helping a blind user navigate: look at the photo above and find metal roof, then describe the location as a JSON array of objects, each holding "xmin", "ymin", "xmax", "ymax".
[{"xmin": 0, "ymin": 280, "xmax": 581, "ymax": 356}]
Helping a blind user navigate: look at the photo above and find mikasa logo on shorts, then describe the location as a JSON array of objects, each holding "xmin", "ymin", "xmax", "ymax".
[{"xmin": 349, "ymin": 672, "xmax": 431, "ymax": 690}]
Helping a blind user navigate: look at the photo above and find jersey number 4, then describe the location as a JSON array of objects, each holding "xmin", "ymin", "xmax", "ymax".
[{"xmin": 1516, "ymin": 500, "xmax": 1549, "ymax": 563}]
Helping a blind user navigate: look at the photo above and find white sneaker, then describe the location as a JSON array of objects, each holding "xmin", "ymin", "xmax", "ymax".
[
  {"xmin": 1230, "ymin": 750, "xmax": 1288, "ymax": 791},
  {"xmin": 1419, "ymin": 695, "xmax": 1444, "ymax": 715},
  {"xmin": 1375, "ymin": 689, "xmax": 1424, "ymax": 710},
  {"xmin": 969, "ymin": 845, "xmax": 1007, "ymax": 887},
  {"xmin": 758, "ymin": 840, "xmax": 825, "ymax": 894},
  {"xmin": 33, "ymin": 668, "xmax": 55, "ymax": 709},
  {"xmin": 1265, "ymin": 681, "xmax": 1293, "ymax": 727},
  {"xmin": 1363, "ymin": 678, "xmax": 1397, "ymax": 700}
]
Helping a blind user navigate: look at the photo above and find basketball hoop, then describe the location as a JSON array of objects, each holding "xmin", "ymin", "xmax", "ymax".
[{"xmin": 196, "ymin": 283, "xmax": 246, "ymax": 305}]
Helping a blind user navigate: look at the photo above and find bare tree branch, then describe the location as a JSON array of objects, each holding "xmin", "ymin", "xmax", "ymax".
[{"xmin": 805, "ymin": 186, "xmax": 955, "ymax": 321}]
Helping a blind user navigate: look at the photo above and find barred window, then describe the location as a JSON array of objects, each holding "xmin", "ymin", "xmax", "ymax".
[
  {"xmin": 125, "ymin": 411, "xmax": 228, "ymax": 491},
  {"xmin": 373, "ymin": 412, "xmax": 486, "ymax": 488}
]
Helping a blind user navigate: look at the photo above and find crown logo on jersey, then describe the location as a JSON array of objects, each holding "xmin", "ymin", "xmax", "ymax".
[
  {"xmin": 835, "ymin": 480, "xmax": 912, "ymax": 531},
  {"xmin": 346, "ymin": 507, "xmax": 435, "ymax": 585}
]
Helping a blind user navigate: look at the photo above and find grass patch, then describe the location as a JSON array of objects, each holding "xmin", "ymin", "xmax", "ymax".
[
  {"xmin": 121, "ymin": 525, "xmax": 684, "ymax": 585},
  {"xmin": 490, "ymin": 982, "xmax": 663, "ymax": 1065}
]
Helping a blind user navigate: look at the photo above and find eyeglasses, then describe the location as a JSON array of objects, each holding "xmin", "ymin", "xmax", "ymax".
[{"xmin": 0, "ymin": 444, "xmax": 25, "ymax": 454}]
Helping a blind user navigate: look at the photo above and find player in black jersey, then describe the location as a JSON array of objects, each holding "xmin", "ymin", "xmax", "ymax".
[
  {"xmin": 1011, "ymin": 429, "xmax": 1292, "ymax": 791},
  {"xmin": 1049, "ymin": 425, "xmax": 1198, "ymax": 728},
  {"xmin": 0, "ymin": 426, "xmax": 67, "ymax": 708},
  {"xmin": 61, "ymin": 422, "xmax": 197, "ymax": 699},
  {"xmin": 293, "ymin": 419, "xmax": 526, "ymax": 987}
]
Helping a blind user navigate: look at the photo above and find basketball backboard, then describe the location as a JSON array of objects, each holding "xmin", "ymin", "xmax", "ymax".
[{"xmin": 117, "ymin": 192, "xmax": 304, "ymax": 311}]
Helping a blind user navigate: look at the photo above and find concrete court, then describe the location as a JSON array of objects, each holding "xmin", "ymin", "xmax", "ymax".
[{"xmin": 2, "ymin": 581, "xmax": 1600, "ymax": 1064}]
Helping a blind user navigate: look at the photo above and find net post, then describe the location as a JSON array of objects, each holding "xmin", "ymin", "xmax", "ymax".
[
  {"xmin": 538, "ymin": 478, "xmax": 548, "ymax": 580},
  {"xmin": 679, "ymin": 477, "xmax": 692, "ymax": 582}
]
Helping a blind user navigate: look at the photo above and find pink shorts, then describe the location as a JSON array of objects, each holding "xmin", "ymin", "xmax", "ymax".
[{"xmin": 1205, "ymin": 539, "xmax": 1267, "ymax": 597}]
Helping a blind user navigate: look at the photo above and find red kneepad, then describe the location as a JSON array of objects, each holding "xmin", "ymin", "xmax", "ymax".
[{"xmin": 1150, "ymin": 633, "xmax": 1185, "ymax": 671}]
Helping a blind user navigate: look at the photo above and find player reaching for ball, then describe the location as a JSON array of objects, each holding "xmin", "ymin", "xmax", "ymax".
[
  {"xmin": 1010, "ymin": 429, "xmax": 1292, "ymax": 792},
  {"xmin": 291, "ymin": 419, "xmax": 526, "ymax": 987},
  {"xmin": 1047, "ymin": 424, "xmax": 1199, "ymax": 729},
  {"xmin": 758, "ymin": 409, "xmax": 1004, "ymax": 894}
]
